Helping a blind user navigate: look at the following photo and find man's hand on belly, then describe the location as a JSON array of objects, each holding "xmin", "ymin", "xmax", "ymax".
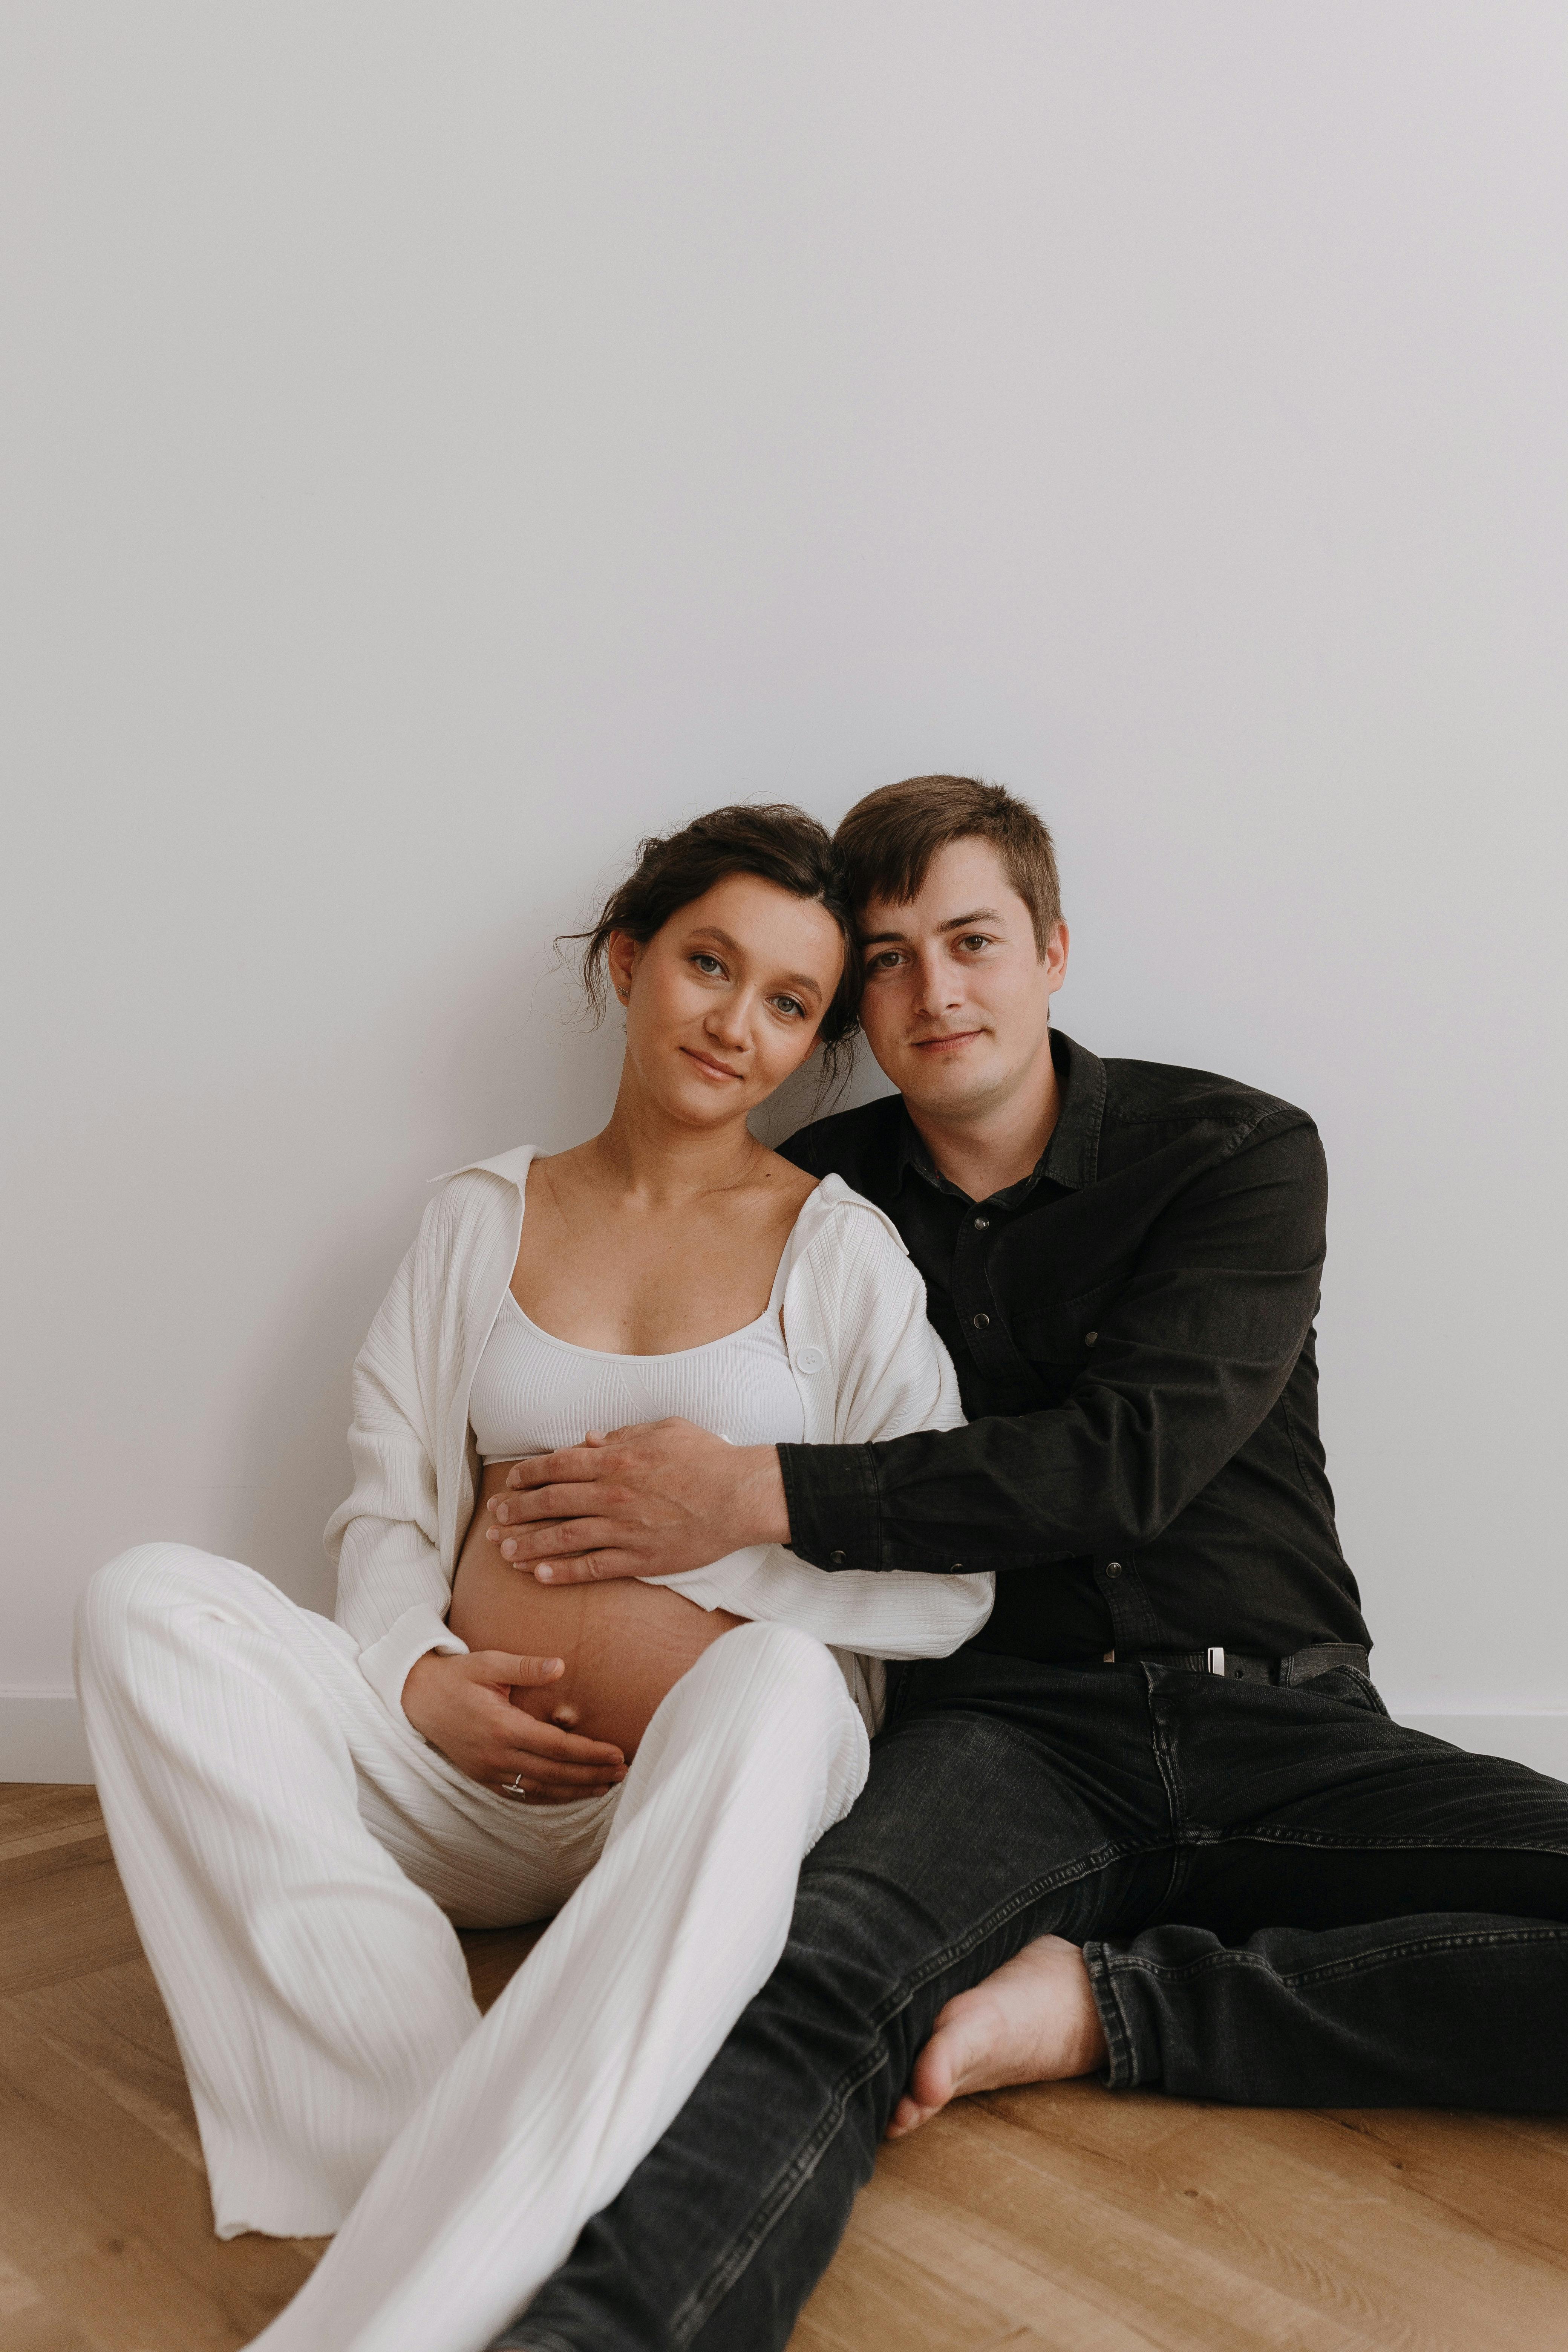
[
  {"xmin": 402, "ymin": 1650, "xmax": 628, "ymax": 1798},
  {"xmin": 487, "ymin": 1419, "xmax": 791, "ymax": 1585}
]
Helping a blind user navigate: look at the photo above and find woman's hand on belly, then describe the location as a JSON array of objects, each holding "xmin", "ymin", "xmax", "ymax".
[
  {"xmin": 449, "ymin": 1457, "xmax": 746, "ymax": 1766},
  {"xmin": 402, "ymin": 1649, "xmax": 628, "ymax": 1801}
]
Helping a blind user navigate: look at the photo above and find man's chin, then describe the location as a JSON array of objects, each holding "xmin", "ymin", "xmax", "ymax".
[{"xmin": 896, "ymin": 1059, "xmax": 1002, "ymax": 1118}]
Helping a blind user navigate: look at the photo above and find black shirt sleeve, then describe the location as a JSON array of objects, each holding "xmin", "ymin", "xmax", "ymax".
[{"xmin": 778, "ymin": 1110, "xmax": 1328, "ymax": 1575}]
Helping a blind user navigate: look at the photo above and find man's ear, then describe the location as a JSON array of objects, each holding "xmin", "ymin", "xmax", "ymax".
[{"xmin": 1043, "ymin": 922, "xmax": 1070, "ymax": 996}]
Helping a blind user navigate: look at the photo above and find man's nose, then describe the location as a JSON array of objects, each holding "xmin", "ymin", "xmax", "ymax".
[{"xmin": 909, "ymin": 952, "xmax": 963, "ymax": 1016}]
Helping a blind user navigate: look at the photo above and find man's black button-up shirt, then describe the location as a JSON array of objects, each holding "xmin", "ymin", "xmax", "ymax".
[{"xmin": 776, "ymin": 1030, "xmax": 1370, "ymax": 1665}]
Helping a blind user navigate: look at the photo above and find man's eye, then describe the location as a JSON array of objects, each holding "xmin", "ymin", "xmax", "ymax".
[
  {"xmin": 866, "ymin": 950, "xmax": 903, "ymax": 972},
  {"xmin": 958, "ymin": 934, "xmax": 993, "ymax": 952}
]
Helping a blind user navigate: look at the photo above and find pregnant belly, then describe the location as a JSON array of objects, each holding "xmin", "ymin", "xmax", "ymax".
[{"xmin": 447, "ymin": 1458, "xmax": 744, "ymax": 1762}]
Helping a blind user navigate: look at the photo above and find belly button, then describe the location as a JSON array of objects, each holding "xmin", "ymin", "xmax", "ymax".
[{"xmin": 551, "ymin": 1703, "xmax": 580, "ymax": 1727}]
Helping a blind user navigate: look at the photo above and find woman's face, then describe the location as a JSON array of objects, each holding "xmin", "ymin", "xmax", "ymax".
[{"xmin": 608, "ymin": 871, "xmax": 845, "ymax": 1130}]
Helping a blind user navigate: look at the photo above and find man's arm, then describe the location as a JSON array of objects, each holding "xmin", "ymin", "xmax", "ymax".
[
  {"xmin": 785, "ymin": 1111, "xmax": 1328, "ymax": 1574},
  {"xmin": 491, "ymin": 1111, "xmax": 1326, "ymax": 1586}
]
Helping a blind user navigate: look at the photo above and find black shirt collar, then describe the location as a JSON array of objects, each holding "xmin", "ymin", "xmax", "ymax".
[{"xmin": 893, "ymin": 1029, "xmax": 1106, "ymax": 1205}]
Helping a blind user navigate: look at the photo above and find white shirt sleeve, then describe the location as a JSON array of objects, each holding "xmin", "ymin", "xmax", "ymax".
[{"xmin": 324, "ymin": 1221, "xmax": 470, "ymax": 1718}]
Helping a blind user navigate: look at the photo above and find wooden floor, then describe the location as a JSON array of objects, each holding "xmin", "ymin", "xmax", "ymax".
[{"xmin": 4, "ymin": 1786, "xmax": 1567, "ymax": 2352}]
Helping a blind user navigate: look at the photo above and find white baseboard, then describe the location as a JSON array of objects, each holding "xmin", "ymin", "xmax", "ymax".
[
  {"xmin": 2, "ymin": 1686, "xmax": 1565, "ymax": 1792},
  {"xmin": 0, "ymin": 1687, "xmax": 93, "ymax": 1783}
]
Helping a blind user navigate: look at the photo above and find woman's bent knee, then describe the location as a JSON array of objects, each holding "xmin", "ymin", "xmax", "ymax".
[
  {"xmin": 722, "ymin": 1622, "xmax": 868, "ymax": 1804},
  {"xmin": 77, "ymin": 1542, "xmax": 238, "ymax": 1679},
  {"xmin": 668, "ymin": 1622, "xmax": 861, "ymax": 1761},
  {"xmin": 726, "ymin": 1618, "xmax": 845, "ymax": 1700}
]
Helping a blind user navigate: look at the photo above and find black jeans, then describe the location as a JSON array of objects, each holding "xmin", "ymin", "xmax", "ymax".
[{"xmin": 502, "ymin": 1653, "xmax": 1568, "ymax": 2352}]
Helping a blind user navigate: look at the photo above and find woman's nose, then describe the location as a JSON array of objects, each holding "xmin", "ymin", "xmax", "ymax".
[{"xmin": 704, "ymin": 996, "xmax": 751, "ymax": 1047}]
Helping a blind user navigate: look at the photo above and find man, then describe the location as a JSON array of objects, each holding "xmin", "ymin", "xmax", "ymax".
[{"xmin": 492, "ymin": 775, "xmax": 1568, "ymax": 2352}]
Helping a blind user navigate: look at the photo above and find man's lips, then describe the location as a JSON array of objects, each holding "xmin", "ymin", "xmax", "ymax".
[
  {"xmin": 910, "ymin": 1029, "xmax": 985, "ymax": 1052},
  {"xmin": 681, "ymin": 1046, "xmax": 744, "ymax": 1081}
]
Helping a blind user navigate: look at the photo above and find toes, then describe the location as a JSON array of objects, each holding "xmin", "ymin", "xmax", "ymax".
[
  {"xmin": 908, "ymin": 2043, "xmax": 953, "ymax": 2116},
  {"xmin": 897, "ymin": 2012, "xmax": 968, "ymax": 2135},
  {"xmin": 886, "ymin": 2095, "xmax": 938, "ymax": 2140},
  {"xmin": 888, "ymin": 2025, "xmax": 959, "ymax": 2139}
]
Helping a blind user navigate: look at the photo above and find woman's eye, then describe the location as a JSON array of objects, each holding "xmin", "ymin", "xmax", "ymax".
[
  {"xmin": 692, "ymin": 954, "xmax": 723, "ymax": 975},
  {"xmin": 772, "ymin": 996, "xmax": 806, "ymax": 1020}
]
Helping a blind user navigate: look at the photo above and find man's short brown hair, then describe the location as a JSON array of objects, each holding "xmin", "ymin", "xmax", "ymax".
[{"xmin": 835, "ymin": 775, "xmax": 1063, "ymax": 955}]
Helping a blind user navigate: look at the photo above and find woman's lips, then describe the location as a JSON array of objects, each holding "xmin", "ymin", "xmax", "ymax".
[{"xmin": 681, "ymin": 1046, "xmax": 743, "ymax": 1081}]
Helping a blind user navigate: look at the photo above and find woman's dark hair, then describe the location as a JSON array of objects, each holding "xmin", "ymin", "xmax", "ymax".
[{"xmin": 565, "ymin": 803, "xmax": 861, "ymax": 1086}]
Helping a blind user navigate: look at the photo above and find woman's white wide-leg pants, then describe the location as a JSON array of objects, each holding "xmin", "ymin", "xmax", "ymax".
[{"xmin": 76, "ymin": 1543, "xmax": 869, "ymax": 2352}]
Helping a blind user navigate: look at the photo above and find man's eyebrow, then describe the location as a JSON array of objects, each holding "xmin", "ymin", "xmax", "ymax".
[
  {"xmin": 687, "ymin": 926, "xmax": 824, "ymax": 1001},
  {"xmin": 859, "ymin": 906, "xmax": 1004, "ymax": 946}
]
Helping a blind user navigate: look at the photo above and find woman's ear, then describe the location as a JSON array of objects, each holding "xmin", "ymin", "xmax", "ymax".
[{"xmin": 605, "ymin": 929, "xmax": 637, "ymax": 1008}]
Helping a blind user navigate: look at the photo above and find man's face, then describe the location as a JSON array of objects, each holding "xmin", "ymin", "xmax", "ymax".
[{"xmin": 856, "ymin": 838, "xmax": 1067, "ymax": 1122}]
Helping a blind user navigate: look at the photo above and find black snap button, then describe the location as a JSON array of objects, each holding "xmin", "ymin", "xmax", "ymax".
[
  {"xmin": 972, "ymin": 1312, "xmax": 990, "ymax": 1329},
  {"xmin": 951, "ymin": 1561, "xmax": 964, "ymax": 1572},
  {"xmin": 972, "ymin": 1216, "xmax": 989, "ymax": 1231},
  {"xmin": 828, "ymin": 1548, "xmax": 847, "ymax": 1566},
  {"xmin": 1106, "ymin": 1559, "xmax": 1124, "ymax": 1577}
]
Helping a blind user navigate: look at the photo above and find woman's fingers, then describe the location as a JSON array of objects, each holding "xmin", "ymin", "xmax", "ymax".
[
  {"xmin": 504, "ymin": 1712, "xmax": 626, "ymax": 1766},
  {"xmin": 489, "ymin": 1731, "xmax": 626, "ymax": 1798},
  {"xmin": 464, "ymin": 1658, "xmax": 626, "ymax": 1765},
  {"xmin": 497, "ymin": 1766, "xmax": 620, "ymax": 1796},
  {"xmin": 492, "ymin": 1651, "xmax": 565, "ymax": 1686},
  {"xmin": 497, "ymin": 1779, "xmax": 615, "ymax": 1805},
  {"xmin": 491, "ymin": 1732, "xmax": 626, "ymax": 1798},
  {"xmin": 503, "ymin": 1759, "xmax": 623, "ymax": 1792},
  {"xmin": 462, "ymin": 1648, "xmax": 567, "ymax": 1689}
]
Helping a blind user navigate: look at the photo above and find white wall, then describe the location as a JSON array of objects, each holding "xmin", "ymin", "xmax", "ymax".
[{"xmin": 4, "ymin": 3, "xmax": 1565, "ymax": 1776}]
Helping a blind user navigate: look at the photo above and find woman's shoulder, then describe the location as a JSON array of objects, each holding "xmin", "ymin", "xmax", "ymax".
[
  {"xmin": 781, "ymin": 1172, "xmax": 913, "ymax": 1294},
  {"xmin": 417, "ymin": 1145, "xmax": 537, "ymax": 1253},
  {"xmin": 812, "ymin": 1171, "xmax": 908, "ymax": 1248},
  {"xmin": 429, "ymin": 1142, "xmax": 538, "ymax": 1195},
  {"xmin": 779, "ymin": 1175, "xmax": 936, "ymax": 1392}
]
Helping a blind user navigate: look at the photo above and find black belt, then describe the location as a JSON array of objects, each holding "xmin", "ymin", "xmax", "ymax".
[{"xmin": 1098, "ymin": 1642, "xmax": 1370, "ymax": 1687}]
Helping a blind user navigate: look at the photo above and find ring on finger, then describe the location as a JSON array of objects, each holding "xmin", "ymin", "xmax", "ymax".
[{"xmin": 505, "ymin": 1773, "xmax": 530, "ymax": 1800}]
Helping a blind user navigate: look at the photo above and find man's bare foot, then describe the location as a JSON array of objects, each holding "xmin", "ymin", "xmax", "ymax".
[{"xmin": 885, "ymin": 1934, "xmax": 1109, "ymax": 2139}]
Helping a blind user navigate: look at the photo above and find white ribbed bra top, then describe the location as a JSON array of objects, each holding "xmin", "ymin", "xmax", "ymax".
[
  {"xmin": 394, "ymin": 1155, "xmax": 994, "ymax": 1732},
  {"xmin": 469, "ymin": 1282, "xmax": 806, "ymax": 1464}
]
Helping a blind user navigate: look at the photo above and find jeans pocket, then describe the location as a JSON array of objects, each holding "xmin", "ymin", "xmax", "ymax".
[
  {"xmin": 1315, "ymin": 1665, "xmax": 1391, "ymax": 1719},
  {"xmin": 879, "ymin": 1658, "xmax": 911, "ymax": 1729}
]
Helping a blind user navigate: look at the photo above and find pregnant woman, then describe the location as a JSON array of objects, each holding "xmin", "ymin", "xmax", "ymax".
[{"xmin": 77, "ymin": 803, "xmax": 992, "ymax": 2352}]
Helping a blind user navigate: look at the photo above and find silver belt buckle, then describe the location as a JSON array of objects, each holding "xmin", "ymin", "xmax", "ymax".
[{"xmin": 1207, "ymin": 1645, "xmax": 1227, "ymax": 1677}]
